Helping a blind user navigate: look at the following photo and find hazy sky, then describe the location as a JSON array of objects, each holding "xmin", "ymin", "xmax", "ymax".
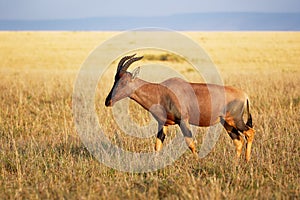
[{"xmin": 0, "ymin": 0, "xmax": 299, "ymax": 20}]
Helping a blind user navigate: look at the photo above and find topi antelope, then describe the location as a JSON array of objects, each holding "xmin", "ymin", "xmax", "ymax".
[{"xmin": 105, "ymin": 54, "xmax": 255, "ymax": 161}]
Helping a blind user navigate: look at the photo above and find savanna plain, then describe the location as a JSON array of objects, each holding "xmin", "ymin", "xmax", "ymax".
[{"xmin": 0, "ymin": 32, "xmax": 299, "ymax": 199}]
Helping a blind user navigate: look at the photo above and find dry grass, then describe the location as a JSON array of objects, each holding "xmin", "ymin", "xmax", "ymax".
[{"xmin": 0, "ymin": 32, "xmax": 299, "ymax": 199}]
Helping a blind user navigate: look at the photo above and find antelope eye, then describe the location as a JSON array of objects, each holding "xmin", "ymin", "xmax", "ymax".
[{"xmin": 119, "ymin": 79, "xmax": 128, "ymax": 86}]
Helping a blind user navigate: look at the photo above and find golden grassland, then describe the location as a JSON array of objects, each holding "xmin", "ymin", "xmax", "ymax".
[{"xmin": 0, "ymin": 31, "xmax": 299, "ymax": 199}]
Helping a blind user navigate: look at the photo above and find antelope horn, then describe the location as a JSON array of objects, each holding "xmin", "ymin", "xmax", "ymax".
[
  {"xmin": 120, "ymin": 56, "xmax": 144, "ymax": 75},
  {"xmin": 117, "ymin": 54, "xmax": 136, "ymax": 74}
]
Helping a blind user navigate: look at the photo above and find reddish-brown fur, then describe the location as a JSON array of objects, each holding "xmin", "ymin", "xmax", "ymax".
[{"xmin": 105, "ymin": 55, "xmax": 255, "ymax": 161}]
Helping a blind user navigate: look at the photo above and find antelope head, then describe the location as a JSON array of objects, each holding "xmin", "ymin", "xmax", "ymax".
[{"xmin": 105, "ymin": 54, "xmax": 143, "ymax": 107}]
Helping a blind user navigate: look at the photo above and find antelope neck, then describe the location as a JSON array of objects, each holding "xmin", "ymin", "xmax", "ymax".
[{"xmin": 129, "ymin": 78, "xmax": 161, "ymax": 111}]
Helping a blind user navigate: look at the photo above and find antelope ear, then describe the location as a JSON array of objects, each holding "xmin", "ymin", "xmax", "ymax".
[{"xmin": 132, "ymin": 67, "xmax": 140, "ymax": 79}]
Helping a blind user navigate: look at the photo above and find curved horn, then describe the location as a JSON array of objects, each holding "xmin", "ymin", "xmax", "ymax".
[
  {"xmin": 117, "ymin": 54, "xmax": 136, "ymax": 73},
  {"xmin": 120, "ymin": 56, "xmax": 144, "ymax": 74}
]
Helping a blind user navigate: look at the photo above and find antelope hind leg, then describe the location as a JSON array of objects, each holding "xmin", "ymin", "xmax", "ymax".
[
  {"xmin": 244, "ymin": 128, "xmax": 255, "ymax": 161},
  {"xmin": 222, "ymin": 120, "xmax": 245, "ymax": 161}
]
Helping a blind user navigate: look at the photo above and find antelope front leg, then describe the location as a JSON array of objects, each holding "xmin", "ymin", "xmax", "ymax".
[
  {"xmin": 179, "ymin": 120, "xmax": 197, "ymax": 155},
  {"xmin": 155, "ymin": 125, "xmax": 167, "ymax": 151}
]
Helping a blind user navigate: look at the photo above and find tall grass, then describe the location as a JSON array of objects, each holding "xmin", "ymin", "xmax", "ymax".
[{"xmin": 0, "ymin": 32, "xmax": 299, "ymax": 199}]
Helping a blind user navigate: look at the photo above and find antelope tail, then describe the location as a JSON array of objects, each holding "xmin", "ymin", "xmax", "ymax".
[{"xmin": 246, "ymin": 99, "xmax": 253, "ymax": 128}]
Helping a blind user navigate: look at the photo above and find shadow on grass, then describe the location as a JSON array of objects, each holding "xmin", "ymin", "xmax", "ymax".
[{"xmin": 54, "ymin": 142, "xmax": 92, "ymax": 159}]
